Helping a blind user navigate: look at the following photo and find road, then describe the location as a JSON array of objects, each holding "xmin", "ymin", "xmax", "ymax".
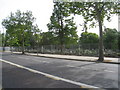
[{"xmin": 1, "ymin": 52, "xmax": 119, "ymax": 88}]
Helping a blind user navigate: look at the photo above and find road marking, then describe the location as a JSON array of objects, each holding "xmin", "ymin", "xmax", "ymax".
[
  {"xmin": 104, "ymin": 70, "xmax": 115, "ymax": 73},
  {"xmin": 0, "ymin": 59, "xmax": 99, "ymax": 88},
  {"xmin": 45, "ymin": 75, "xmax": 60, "ymax": 80}
]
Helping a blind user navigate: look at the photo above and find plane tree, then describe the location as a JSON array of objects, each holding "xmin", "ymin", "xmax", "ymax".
[
  {"xmin": 69, "ymin": 1, "xmax": 119, "ymax": 61},
  {"xmin": 2, "ymin": 10, "xmax": 40, "ymax": 54}
]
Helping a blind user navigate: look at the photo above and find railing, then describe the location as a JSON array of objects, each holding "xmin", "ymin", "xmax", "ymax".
[{"xmin": 11, "ymin": 44, "xmax": 120, "ymax": 57}]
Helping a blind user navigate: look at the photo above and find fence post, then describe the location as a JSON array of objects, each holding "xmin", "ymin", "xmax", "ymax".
[
  {"xmin": 51, "ymin": 45, "xmax": 52, "ymax": 53},
  {"xmin": 10, "ymin": 47, "xmax": 13, "ymax": 54},
  {"xmin": 37, "ymin": 46, "xmax": 38, "ymax": 56},
  {"xmin": 41, "ymin": 46, "xmax": 43, "ymax": 54}
]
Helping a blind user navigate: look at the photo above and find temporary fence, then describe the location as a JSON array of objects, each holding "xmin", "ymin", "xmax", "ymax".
[{"xmin": 11, "ymin": 43, "xmax": 120, "ymax": 57}]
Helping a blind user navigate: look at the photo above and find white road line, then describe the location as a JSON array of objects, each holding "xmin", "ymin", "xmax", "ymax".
[
  {"xmin": 0, "ymin": 59, "xmax": 99, "ymax": 88},
  {"xmin": 104, "ymin": 70, "xmax": 115, "ymax": 73}
]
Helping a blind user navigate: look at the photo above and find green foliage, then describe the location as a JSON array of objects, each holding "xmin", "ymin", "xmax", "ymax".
[
  {"xmin": 103, "ymin": 28, "xmax": 119, "ymax": 50},
  {"xmin": 80, "ymin": 32, "xmax": 99, "ymax": 44},
  {"xmin": 2, "ymin": 10, "xmax": 40, "ymax": 47},
  {"xmin": 70, "ymin": 2, "xmax": 119, "ymax": 23},
  {"xmin": 0, "ymin": 32, "xmax": 2, "ymax": 47},
  {"xmin": 118, "ymin": 32, "xmax": 120, "ymax": 50},
  {"xmin": 40, "ymin": 32, "xmax": 56, "ymax": 45},
  {"xmin": 47, "ymin": 2, "xmax": 78, "ymax": 46}
]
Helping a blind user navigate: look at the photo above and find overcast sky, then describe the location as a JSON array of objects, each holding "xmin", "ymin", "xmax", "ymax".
[{"xmin": 0, "ymin": 0, "xmax": 118, "ymax": 36}]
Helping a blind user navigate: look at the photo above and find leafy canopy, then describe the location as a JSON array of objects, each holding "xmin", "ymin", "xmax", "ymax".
[
  {"xmin": 2, "ymin": 10, "xmax": 40, "ymax": 47},
  {"xmin": 47, "ymin": 2, "xmax": 78, "ymax": 45}
]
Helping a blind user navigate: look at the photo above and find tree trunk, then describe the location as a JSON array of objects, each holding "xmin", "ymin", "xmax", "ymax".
[
  {"xmin": 22, "ymin": 41, "xmax": 25, "ymax": 54},
  {"xmin": 59, "ymin": 4, "xmax": 64, "ymax": 54},
  {"xmin": 22, "ymin": 31, "xmax": 25, "ymax": 54},
  {"xmin": 60, "ymin": 44, "xmax": 64, "ymax": 54},
  {"xmin": 98, "ymin": 17, "xmax": 104, "ymax": 62}
]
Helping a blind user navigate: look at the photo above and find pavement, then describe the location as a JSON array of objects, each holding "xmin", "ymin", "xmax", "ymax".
[
  {"xmin": 1, "ymin": 52, "xmax": 119, "ymax": 88},
  {"xmin": 12, "ymin": 51, "xmax": 119, "ymax": 64},
  {"xmin": 2, "ymin": 62, "xmax": 81, "ymax": 88}
]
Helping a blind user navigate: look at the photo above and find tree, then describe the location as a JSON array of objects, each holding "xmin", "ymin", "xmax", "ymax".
[
  {"xmin": 0, "ymin": 32, "xmax": 2, "ymax": 47},
  {"xmin": 80, "ymin": 32, "xmax": 99, "ymax": 44},
  {"xmin": 2, "ymin": 10, "xmax": 39, "ymax": 54},
  {"xmin": 25, "ymin": 25, "xmax": 41, "ymax": 49},
  {"xmin": 79, "ymin": 32, "xmax": 99, "ymax": 50},
  {"xmin": 118, "ymin": 31, "xmax": 120, "ymax": 51},
  {"xmin": 70, "ymin": 1, "xmax": 119, "ymax": 61},
  {"xmin": 47, "ymin": 2, "xmax": 78, "ymax": 53},
  {"xmin": 103, "ymin": 28, "xmax": 118, "ymax": 50},
  {"xmin": 40, "ymin": 32, "xmax": 55, "ymax": 45}
]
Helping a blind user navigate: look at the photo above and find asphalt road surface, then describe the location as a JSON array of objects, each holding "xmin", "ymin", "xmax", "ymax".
[{"xmin": 1, "ymin": 52, "xmax": 120, "ymax": 89}]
